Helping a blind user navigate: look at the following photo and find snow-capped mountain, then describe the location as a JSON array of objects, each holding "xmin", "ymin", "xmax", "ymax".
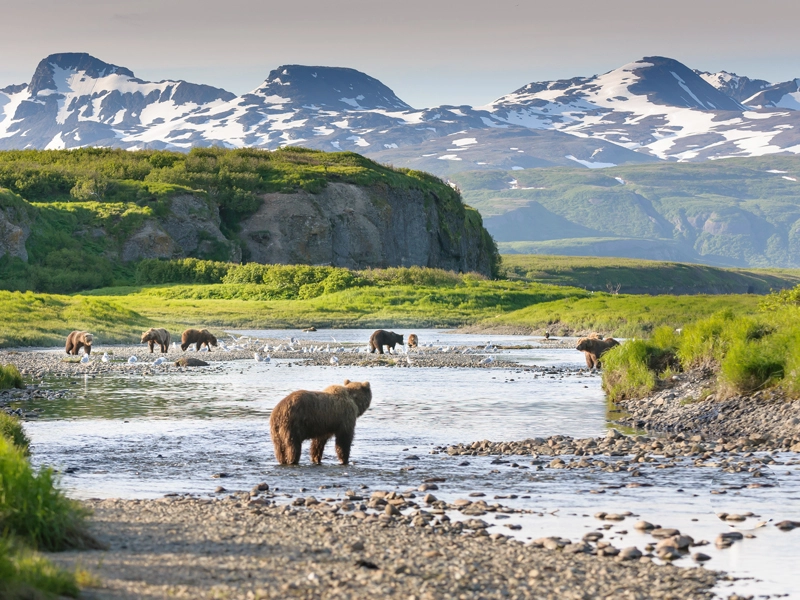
[
  {"xmin": 0, "ymin": 53, "xmax": 235, "ymax": 149},
  {"xmin": 744, "ymin": 79, "xmax": 800, "ymax": 110},
  {"xmin": 1, "ymin": 53, "xmax": 799, "ymax": 172},
  {"xmin": 695, "ymin": 70, "xmax": 772, "ymax": 103}
]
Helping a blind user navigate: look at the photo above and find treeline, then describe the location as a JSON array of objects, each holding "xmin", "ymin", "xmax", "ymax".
[{"xmin": 134, "ymin": 258, "xmax": 483, "ymax": 300}]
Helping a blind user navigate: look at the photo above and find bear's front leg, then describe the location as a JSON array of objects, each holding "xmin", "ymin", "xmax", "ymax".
[
  {"xmin": 310, "ymin": 436, "xmax": 331, "ymax": 464},
  {"xmin": 335, "ymin": 430, "xmax": 354, "ymax": 465},
  {"xmin": 148, "ymin": 341, "xmax": 155, "ymax": 353}
]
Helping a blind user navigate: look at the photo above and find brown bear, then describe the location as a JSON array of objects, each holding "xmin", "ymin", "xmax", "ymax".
[
  {"xmin": 141, "ymin": 328, "xmax": 171, "ymax": 353},
  {"xmin": 270, "ymin": 379, "xmax": 372, "ymax": 465},
  {"xmin": 407, "ymin": 334, "xmax": 419, "ymax": 348},
  {"xmin": 181, "ymin": 328, "xmax": 217, "ymax": 351},
  {"xmin": 65, "ymin": 331, "xmax": 93, "ymax": 356},
  {"xmin": 576, "ymin": 337, "xmax": 620, "ymax": 369},
  {"xmin": 369, "ymin": 330, "xmax": 404, "ymax": 354}
]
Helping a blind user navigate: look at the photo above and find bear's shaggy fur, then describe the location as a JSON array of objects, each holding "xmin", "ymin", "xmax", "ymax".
[
  {"xmin": 141, "ymin": 328, "xmax": 171, "ymax": 353},
  {"xmin": 576, "ymin": 337, "xmax": 620, "ymax": 369},
  {"xmin": 369, "ymin": 330, "xmax": 404, "ymax": 354},
  {"xmin": 65, "ymin": 331, "xmax": 93, "ymax": 356},
  {"xmin": 181, "ymin": 328, "xmax": 217, "ymax": 351},
  {"xmin": 407, "ymin": 334, "xmax": 419, "ymax": 348},
  {"xmin": 270, "ymin": 379, "xmax": 372, "ymax": 465}
]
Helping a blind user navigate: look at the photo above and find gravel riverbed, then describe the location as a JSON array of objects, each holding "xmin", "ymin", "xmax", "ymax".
[{"xmin": 46, "ymin": 496, "xmax": 721, "ymax": 600}]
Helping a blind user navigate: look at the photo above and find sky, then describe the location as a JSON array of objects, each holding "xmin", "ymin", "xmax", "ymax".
[{"xmin": 0, "ymin": 0, "xmax": 798, "ymax": 108}]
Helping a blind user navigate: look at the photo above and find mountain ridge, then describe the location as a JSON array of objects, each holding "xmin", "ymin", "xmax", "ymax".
[{"xmin": 1, "ymin": 53, "xmax": 799, "ymax": 172}]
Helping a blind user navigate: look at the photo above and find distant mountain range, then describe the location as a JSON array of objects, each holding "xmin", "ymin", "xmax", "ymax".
[{"xmin": 1, "ymin": 53, "xmax": 799, "ymax": 174}]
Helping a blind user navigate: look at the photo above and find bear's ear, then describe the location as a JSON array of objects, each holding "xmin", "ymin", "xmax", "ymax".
[
  {"xmin": 344, "ymin": 379, "xmax": 351, "ymax": 385},
  {"xmin": 363, "ymin": 381, "xmax": 370, "ymax": 388}
]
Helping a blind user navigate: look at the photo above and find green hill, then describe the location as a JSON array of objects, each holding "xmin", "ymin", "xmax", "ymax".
[{"xmin": 450, "ymin": 156, "xmax": 800, "ymax": 268}]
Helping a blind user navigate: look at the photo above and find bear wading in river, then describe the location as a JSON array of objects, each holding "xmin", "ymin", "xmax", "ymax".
[
  {"xmin": 181, "ymin": 328, "xmax": 217, "ymax": 352},
  {"xmin": 369, "ymin": 330, "xmax": 404, "ymax": 354},
  {"xmin": 65, "ymin": 331, "xmax": 93, "ymax": 356},
  {"xmin": 407, "ymin": 334, "xmax": 419, "ymax": 348},
  {"xmin": 576, "ymin": 336, "xmax": 620, "ymax": 369},
  {"xmin": 270, "ymin": 379, "xmax": 372, "ymax": 465},
  {"xmin": 141, "ymin": 328, "xmax": 171, "ymax": 353}
]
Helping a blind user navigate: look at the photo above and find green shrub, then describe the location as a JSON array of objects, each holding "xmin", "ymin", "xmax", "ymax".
[
  {"xmin": 0, "ymin": 535, "xmax": 79, "ymax": 598},
  {"xmin": 0, "ymin": 413, "xmax": 29, "ymax": 455},
  {"xmin": 601, "ymin": 340, "xmax": 659, "ymax": 400},
  {"xmin": 0, "ymin": 436, "xmax": 93, "ymax": 551},
  {"xmin": 135, "ymin": 258, "xmax": 232, "ymax": 285},
  {"xmin": 360, "ymin": 266, "xmax": 463, "ymax": 287},
  {"xmin": 0, "ymin": 365, "xmax": 23, "ymax": 390},
  {"xmin": 720, "ymin": 338, "xmax": 785, "ymax": 394}
]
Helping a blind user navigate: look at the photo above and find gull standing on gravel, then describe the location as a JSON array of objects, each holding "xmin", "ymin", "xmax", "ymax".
[
  {"xmin": 80, "ymin": 354, "xmax": 90, "ymax": 364},
  {"xmin": 480, "ymin": 356, "xmax": 494, "ymax": 365},
  {"xmin": 330, "ymin": 356, "xmax": 339, "ymax": 365},
  {"xmin": 101, "ymin": 352, "xmax": 109, "ymax": 363},
  {"xmin": 128, "ymin": 356, "xmax": 138, "ymax": 364}
]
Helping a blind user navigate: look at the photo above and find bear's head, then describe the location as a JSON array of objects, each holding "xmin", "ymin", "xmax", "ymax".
[
  {"xmin": 576, "ymin": 337, "xmax": 597, "ymax": 352},
  {"xmin": 141, "ymin": 329, "xmax": 154, "ymax": 343},
  {"xmin": 392, "ymin": 332, "xmax": 404, "ymax": 345},
  {"xmin": 202, "ymin": 330, "xmax": 218, "ymax": 346},
  {"xmin": 83, "ymin": 333, "xmax": 93, "ymax": 345},
  {"xmin": 343, "ymin": 379, "xmax": 372, "ymax": 415}
]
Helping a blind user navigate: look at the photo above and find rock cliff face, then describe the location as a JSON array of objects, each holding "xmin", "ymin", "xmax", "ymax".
[
  {"xmin": 0, "ymin": 207, "xmax": 30, "ymax": 262},
  {"xmin": 239, "ymin": 183, "xmax": 495, "ymax": 275},
  {"xmin": 122, "ymin": 195, "xmax": 241, "ymax": 263}
]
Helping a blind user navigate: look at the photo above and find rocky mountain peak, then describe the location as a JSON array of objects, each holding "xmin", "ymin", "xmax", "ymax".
[
  {"xmin": 694, "ymin": 69, "xmax": 772, "ymax": 103},
  {"xmin": 254, "ymin": 64, "xmax": 412, "ymax": 110},
  {"xmin": 29, "ymin": 52, "xmax": 135, "ymax": 96},
  {"xmin": 627, "ymin": 56, "xmax": 744, "ymax": 111}
]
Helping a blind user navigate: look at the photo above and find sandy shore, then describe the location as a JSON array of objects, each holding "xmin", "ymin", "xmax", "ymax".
[{"xmin": 46, "ymin": 497, "xmax": 720, "ymax": 600}]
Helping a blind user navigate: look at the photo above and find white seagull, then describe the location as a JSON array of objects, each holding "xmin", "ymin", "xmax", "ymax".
[
  {"xmin": 128, "ymin": 356, "xmax": 138, "ymax": 364},
  {"xmin": 101, "ymin": 352, "xmax": 109, "ymax": 363},
  {"xmin": 254, "ymin": 352, "xmax": 264, "ymax": 363},
  {"xmin": 153, "ymin": 357, "xmax": 165, "ymax": 366},
  {"xmin": 80, "ymin": 354, "xmax": 90, "ymax": 364},
  {"xmin": 330, "ymin": 356, "xmax": 339, "ymax": 365},
  {"xmin": 480, "ymin": 356, "xmax": 494, "ymax": 365}
]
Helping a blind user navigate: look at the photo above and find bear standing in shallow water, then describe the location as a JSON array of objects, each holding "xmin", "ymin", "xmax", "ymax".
[
  {"xmin": 181, "ymin": 328, "xmax": 217, "ymax": 351},
  {"xmin": 141, "ymin": 328, "xmax": 171, "ymax": 353},
  {"xmin": 369, "ymin": 330, "xmax": 404, "ymax": 354},
  {"xmin": 65, "ymin": 331, "xmax": 93, "ymax": 356},
  {"xmin": 270, "ymin": 379, "xmax": 372, "ymax": 465}
]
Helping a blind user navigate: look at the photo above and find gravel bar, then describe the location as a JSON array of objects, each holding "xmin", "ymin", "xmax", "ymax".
[{"xmin": 46, "ymin": 497, "xmax": 720, "ymax": 600}]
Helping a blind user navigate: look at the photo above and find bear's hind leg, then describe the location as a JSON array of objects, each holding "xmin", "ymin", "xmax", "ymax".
[
  {"xmin": 310, "ymin": 436, "xmax": 331, "ymax": 464},
  {"xmin": 285, "ymin": 438, "xmax": 302, "ymax": 465},
  {"xmin": 335, "ymin": 429, "xmax": 354, "ymax": 465}
]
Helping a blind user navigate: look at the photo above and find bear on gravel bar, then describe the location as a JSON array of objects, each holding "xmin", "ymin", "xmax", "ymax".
[
  {"xmin": 141, "ymin": 328, "xmax": 171, "ymax": 353},
  {"xmin": 181, "ymin": 328, "xmax": 217, "ymax": 352},
  {"xmin": 576, "ymin": 337, "xmax": 620, "ymax": 369},
  {"xmin": 270, "ymin": 379, "xmax": 372, "ymax": 465},
  {"xmin": 174, "ymin": 357, "xmax": 209, "ymax": 367},
  {"xmin": 407, "ymin": 334, "xmax": 419, "ymax": 348},
  {"xmin": 368, "ymin": 330, "xmax": 404, "ymax": 354},
  {"xmin": 65, "ymin": 331, "xmax": 93, "ymax": 356}
]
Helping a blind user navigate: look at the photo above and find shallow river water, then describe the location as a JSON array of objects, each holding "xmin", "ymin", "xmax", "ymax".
[{"xmin": 20, "ymin": 329, "xmax": 800, "ymax": 598}]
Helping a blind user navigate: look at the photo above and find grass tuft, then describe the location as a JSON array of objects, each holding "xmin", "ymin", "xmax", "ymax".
[
  {"xmin": 0, "ymin": 436, "xmax": 99, "ymax": 552},
  {"xmin": 0, "ymin": 365, "xmax": 23, "ymax": 390},
  {"xmin": 0, "ymin": 536, "xmax": 79, "ymax": 598},
  {"xmin": 0, "ymin": 413, "xmax": 30, "ymax": 455}
]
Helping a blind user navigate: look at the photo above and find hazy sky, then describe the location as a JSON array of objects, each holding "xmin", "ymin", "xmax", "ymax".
[{"xmin": 1, "ymin": 0, "xmax": 798, "ymax": 107}]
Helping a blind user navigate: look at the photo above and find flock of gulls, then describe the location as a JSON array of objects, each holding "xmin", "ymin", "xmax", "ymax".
[{"xmin": 76, "ymin": 335, "xmax": 502, "ymax": 367}]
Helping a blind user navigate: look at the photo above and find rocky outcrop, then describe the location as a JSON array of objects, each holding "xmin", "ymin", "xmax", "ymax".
[
  {"xmin": 239, "ymin": 183, "xmax": 495, "ymax": 275},
  {"xmin": 121, "ymin": 195, "xmax": 241, "ymax": 263},
  {"xmin": 0, "ymin": 207, "xmax": 30, "ymax": 262}
]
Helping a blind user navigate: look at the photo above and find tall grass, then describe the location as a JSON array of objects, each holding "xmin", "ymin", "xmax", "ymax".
[
  {"xmin": 0, "ymin": 436, "xmax": 94, "ymax": 551},
  {"xmin": 0, "ymin": 414, "xmax": 29, "ymax": 455},
  {"xmin": 603, "ymin": 308, "xmax": 800, "ymax": 400},
  {"xmin": 0, "ymin": 536, "xmax": 79, "ymax": 598},
  {"xmin": 0, "ymin": 365, "xmax": 23, "ymax": 390}
]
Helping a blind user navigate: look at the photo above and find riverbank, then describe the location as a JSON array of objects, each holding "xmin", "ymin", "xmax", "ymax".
[
  {"xmin": 612, "ymin": 369, "xmax": 800, "ymax": 450},
  {"xmin": 46, "ymin": 497, "xmax": 720, "ymax": 600}
]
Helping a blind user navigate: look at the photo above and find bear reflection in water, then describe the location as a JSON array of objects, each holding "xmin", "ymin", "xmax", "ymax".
[{"xmin": 270, "ymin": 380, "xmax": 372, "ymax": 465}]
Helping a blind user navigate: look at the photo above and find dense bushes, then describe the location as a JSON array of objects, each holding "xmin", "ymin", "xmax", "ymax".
[
  {"xmin": 0, "ymin": 413, "xmax": 29, "ymax": 454},
  {"xmin": 603, "ymin": 309, "xmax": 800, "ymax": 400},
  {"xmin": 135, "ymin": 258, "xmax": 234, "ymax": 285}
]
